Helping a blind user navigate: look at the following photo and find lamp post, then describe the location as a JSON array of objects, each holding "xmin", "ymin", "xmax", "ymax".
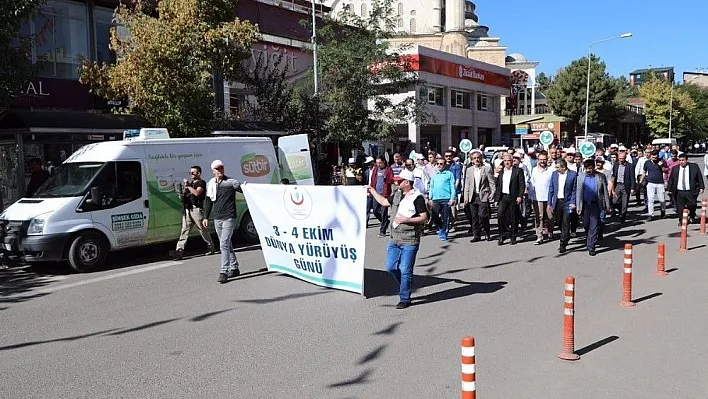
[
  {"xmin": 668, "ymin": 81, "xmax": 673, "ymax": 139},
  {"xmin": 311, "ymin": 0, "xmax": 319, "ymax": 95},
  {"xmin": 583, "ymin": 33, "xmax": 632, "ymax": 141}
]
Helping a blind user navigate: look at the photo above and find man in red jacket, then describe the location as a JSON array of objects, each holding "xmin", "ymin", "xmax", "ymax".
[{"xmin": 369, "ymin": 156, "xmax": 394, "ymax": 237}]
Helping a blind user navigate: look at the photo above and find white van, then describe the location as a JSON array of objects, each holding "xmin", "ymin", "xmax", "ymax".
[
  {"xmin": 651, "ymin": 138, "xmax": 678, "ymax": 147},
  {"xmin": 0, "ymin": 128, "xmax": 312, "ymax": 272}
]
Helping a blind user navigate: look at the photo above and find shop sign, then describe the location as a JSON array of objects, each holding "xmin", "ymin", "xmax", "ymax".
[
  {"xmin": 515, "ymin": 124, "xmax": 529, "ymax": 135},
  {"xmin": 408, "ymin": 54, "xmax": 511, "ymax": 89},
  {"xmin": 530, "ymin": 122, "xmax": 556, "ymax": 131},
  {"xmin": 247, "ymin": 42, "xmax": 313, "ymax": 81},
  {"xmin": 12, "ymin": 78, "xmax": 95, "ymax": 110}
]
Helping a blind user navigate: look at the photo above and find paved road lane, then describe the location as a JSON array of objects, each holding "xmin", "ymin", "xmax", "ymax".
[{"xmin": 1, "ymin": 158, "xmax": 707, "ymax": 399}]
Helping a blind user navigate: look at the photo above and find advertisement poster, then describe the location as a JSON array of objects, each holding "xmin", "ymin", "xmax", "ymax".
[{"xmin": 243, "ymin": 184, "xmax": 367, "ymax": 294}]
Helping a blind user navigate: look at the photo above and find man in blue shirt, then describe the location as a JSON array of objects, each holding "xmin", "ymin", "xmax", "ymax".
[
  {"xmin": 444, "ymin": 150, "xmax": 462, "ymax": 230},
  {"xmin": 576, "ymin": 159, "xmax": 611, "ymax": 256},
  {"xmin": 429, "ymin": 158, "xmax": 456, "ymax": 241}
]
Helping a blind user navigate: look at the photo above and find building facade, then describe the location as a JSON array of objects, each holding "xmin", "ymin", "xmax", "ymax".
[
  {"xmin": 388, "ymin": 45, "xmax": 510, "ymax": 152},
  {"xmin": 629, "ymin": 67, "xmax": 675, "ymax": 88}
]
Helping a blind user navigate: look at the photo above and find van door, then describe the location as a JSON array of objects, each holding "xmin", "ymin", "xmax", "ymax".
[
  {"xmin": 278, "ymin": 134, "xmax": 314, "ymax": 185},
  {"xmin": 88, "ymin": 161, "xmax": 149, "ymax": 249}
]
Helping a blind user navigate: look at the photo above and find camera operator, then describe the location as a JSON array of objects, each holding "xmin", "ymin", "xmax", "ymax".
[{"xmin": 169, "ymin": 166, "xmax": 215, "ymax": 260}]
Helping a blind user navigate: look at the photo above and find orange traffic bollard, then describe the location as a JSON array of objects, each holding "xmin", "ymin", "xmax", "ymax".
[
  {"xmin": 700, "ymin": 199, "xmax": 707, "ymax": 236},
  {"xmin": 461, "ymin": 336, "xmax": 476, "ymax": 399},
  {"xmin": 620, "ymin": 244, "xmax": 635, "ymax": 307},
  {"xmin": 655, "ymin": 243, "xmax": 668, "ymax": 276},
  {"xmin": 558, "ymin": 276, "xmax": 580, "ymax": 361},
  {"xmin": 679, "ymin": 209, "xmax": 689, "ymax": 252}
]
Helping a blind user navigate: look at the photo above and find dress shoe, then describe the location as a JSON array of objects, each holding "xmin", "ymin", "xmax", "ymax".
[
  {"xmin": 485, "ymin": 234, "xmax": 492, "ymax": 241},
  {"xmin": 589, "ymin": 250, "xmax": 596, "ymax": 256},
  {"xmin": 168, "ymin": 249, "xmax": 184, "ymax": 260},
  {"xmin": 395, "ymin": 301, "xmax": 410, "ymax": 309},
  {"xmin": 510, "ymin": 237, "xmax": 517, "ymax": 245},
  {"xmin": 227, "ymin": 268, "xmax": 240, "ymax": 279},
  {"xmin": 558, "ymin": 245, "xmax": 567, "ymax": 254},
  {"xmin": 470, "ymin": 236, "xmax": 481, "ymax": 243},
  {"xmin": 497, "ymin": 238, "xmax": 504, "ymax": 246}
]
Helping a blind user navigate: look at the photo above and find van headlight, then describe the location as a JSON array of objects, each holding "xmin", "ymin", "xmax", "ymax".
[{"xmin": 28, "ymin": 217, "xmax": 46, "ymax": 235}]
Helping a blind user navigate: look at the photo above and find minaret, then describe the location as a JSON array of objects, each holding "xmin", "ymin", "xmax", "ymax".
[{"xmin": 445, "ymin": 0, "xmax": 465, "ymax": 32}]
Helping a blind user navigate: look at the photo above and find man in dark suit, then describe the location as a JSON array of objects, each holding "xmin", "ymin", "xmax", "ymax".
[
  {"xmin": 494, "ymin": 153, "xmax": 526, "ymax": 245},
  {"xmin": 610, "ymin": 151, "xmax": 637, "ymax": 223},
  {"xmin": 667, "ymin": 153, "xmax": 705, "ymax": 224},
  {"xmin": 463, "ymin": 150, "xmax": 496, "ymax": 241},
  {"xmin": 577, "ymin": 159, "xmax": 612, "ymax": 256},
  {"xmin": 547, "ymin": 159, "xmax": 578, "ymax": 253}
]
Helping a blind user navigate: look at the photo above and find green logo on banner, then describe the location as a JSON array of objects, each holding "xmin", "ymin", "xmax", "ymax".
[
  {"xmin": 539, "ymin": 131, "xmax": 554, "ymax": 146},
  {"xmin": 459, "ymin": 139, "xmax": 473, "ymax": 153}
]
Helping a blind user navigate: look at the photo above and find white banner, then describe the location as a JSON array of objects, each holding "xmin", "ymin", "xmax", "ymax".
[{"xmin": 242, "ymin": 184, "xmax": 367, "ymax": 294}]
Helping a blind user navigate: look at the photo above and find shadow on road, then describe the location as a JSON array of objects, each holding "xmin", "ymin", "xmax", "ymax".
[
  {"xmin": 357, "ymin": 344, "xmax": 387, "ymax": 365},
  {"xmin": 326, "ymin": 368, "xmax": 374, "ymax": 389},
  {"xmin": 0, "ymin": 328, "xmax": 121, "ymax": 352},
  {"xmin": 373, "ymin": 322, "xmax": 403, "ymax": 336},
  {"xmin": 633, "ymin": 292, "xmax": 663, "ymax": 304},
  {"xmin": 575, "ymin": 335, "xmax": 619, "ymax": 356},
  {"xmin": 235, "ymin": 290, "xmax": 328, "ymax": 304},
  {"xmin": 0, "ymin": 267, "xmax": 57, "ymax": 305},
  {"xmin": 190, "ymin": 308, "xmax": 237, "ymax": 322},
  {"xmin": 107, "ymin": 318, "xmax": 182, "ymax": 336}
]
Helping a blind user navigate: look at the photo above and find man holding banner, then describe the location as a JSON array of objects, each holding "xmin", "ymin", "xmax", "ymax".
[{"xmin": 368, "ymin": 169, "xmax": 429, "ymax": 309}]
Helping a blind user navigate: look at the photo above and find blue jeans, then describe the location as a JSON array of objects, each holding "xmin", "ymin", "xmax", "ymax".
[
  {"xmin": 215, "ymin": 218, "xmax": 239, "ymax": 273},
  {"xmin": 385, "ymin": 241, "xmax": 419, "ymax": 303}
]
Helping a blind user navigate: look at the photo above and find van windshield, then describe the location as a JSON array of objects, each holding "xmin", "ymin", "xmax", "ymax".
[{"xmin": 34, "ymin": 162, "xmax": 106, "ymax": 198}]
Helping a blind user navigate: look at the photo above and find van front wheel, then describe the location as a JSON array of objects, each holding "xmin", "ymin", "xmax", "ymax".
[
  {"xmin": 238, "ymin": 213, "xmax": 259, "ymax": 244},
  {"xmin": 67, "ymin": 232, "xmax": 107, "ymax": 272}
]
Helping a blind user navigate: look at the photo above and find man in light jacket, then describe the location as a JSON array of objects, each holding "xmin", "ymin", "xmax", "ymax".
[
  {"xmin": 463, "ymin": 150, "xmax": 496, "ymax": 242},
  {"xmin": 529, "ymin": 150, "xmax": 554, "ymax": 244},
  {"xmin": 576, "ymin": 159, "xmax": 612, "ymax": 256}
]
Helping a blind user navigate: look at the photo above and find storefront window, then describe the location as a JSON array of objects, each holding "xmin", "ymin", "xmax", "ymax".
[{"xmin": 32, "ymin": 0, "xmax": 90, "ymax": 79}]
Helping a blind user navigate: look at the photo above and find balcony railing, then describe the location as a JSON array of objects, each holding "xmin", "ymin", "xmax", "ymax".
[{"xmin": 504, "ymin": 104, "xmax": 552, "ymax": 116}]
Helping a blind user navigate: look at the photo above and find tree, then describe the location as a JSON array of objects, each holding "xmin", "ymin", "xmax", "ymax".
[
  {"xmin": 680, "ymin": 83, "xmax": 708, "ymax": 140},
  {"xmin": 545, "ymin": 55, "xmax": 624, "ymax": 135},
  {"xmin": 315, "ymin": 0, "xmax": 426, "ymax": 144},
  {"xmin": 80, "ymin": 0, "xmax": 259, "ymax": 137},
  {"xmin": 0, "ymin": 0, "xmax": 46, "ymax": 110},
  {"xmin": 639, "ymin": 73, "xmax": 695, "ymax": 139},
  {"xmin": 535, "ymin": 72, "xmax": 552, "ymax": 92}
]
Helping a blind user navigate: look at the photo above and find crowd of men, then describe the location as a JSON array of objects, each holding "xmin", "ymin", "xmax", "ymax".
[{"xmin": 360, "ymin": 142, "xmax": 706, "ymax": 256}]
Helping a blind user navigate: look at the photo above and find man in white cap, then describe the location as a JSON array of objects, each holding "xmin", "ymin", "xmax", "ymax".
[
  {"xmin": 368, "ymin": 169, "xmax": 428, "ymax": 309},
  {"xmin": 203, "ymin": 160, "xmax": 244, "ymax": 283}
]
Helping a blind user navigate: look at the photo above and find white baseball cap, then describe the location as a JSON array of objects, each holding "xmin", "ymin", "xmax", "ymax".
[
  {"xmin": 393, "ymin": 169, "xmax": 415, "ymax": 182},
  {"xmin": 610, "ymin": 143, "xmax": 619, "ymax": 148},
  {"xmin": 211, "ymin": 159, "xmax": 224, "ymax": 169},
  {"xmin": 618, "ymin": 145, "xmax": 627, "ymax": 151},
  {"xmin": 364, "ymin": 156, "xmax": 374, "ymax": 164}
]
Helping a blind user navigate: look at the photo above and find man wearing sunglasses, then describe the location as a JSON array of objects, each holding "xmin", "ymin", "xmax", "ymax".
[
  {"xmin": 429, "ymin": 158, "xmax": 456, "ymax": 241},
  {"xmin": 169, "ymin": 165, "xmax": 215, "ymax": 260}
]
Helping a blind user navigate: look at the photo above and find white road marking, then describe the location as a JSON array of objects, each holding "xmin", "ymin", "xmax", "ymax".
[{"xmin": 33, "ymin": 261, "xmax": 183, "ymax": 295}]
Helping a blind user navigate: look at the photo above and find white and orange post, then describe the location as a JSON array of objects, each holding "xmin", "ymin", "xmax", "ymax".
[
  {"xmin": 656, "ymin": 243, "xmax": 668, "ymax": 276},
  {"xmin": 700, "ymin": 199, "xmax": 707, "ymax": 236},
  {"xmin": 558, "ymin": 276, "xmax": 580, "ymax": 361},
  {"xmin": 461, "ymin": 336, "xmax": 476, "ymax": 399},
  {"xmin": 679, "ymin": 209, "xmax": 689, "ymax": 252},
  {"xmin": 621, "ymin": 244, "xmax": 636, "ymax": 307}
]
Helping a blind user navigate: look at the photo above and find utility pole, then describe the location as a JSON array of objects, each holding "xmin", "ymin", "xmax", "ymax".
[
  {"xmin": 311, "ymin": 0, "xmax": 319, "ymax": 94},
  {"xmin": 668, "ymin": 82, "xmax": 673, "ymax": 139}
]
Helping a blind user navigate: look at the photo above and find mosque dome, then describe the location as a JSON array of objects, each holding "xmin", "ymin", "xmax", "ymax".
[{"xmin": 505, "ymin": 53, "xmax": 527, "ymax": 63}]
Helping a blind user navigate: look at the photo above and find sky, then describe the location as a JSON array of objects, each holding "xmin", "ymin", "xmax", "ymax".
[{"xmin": 478, "ymin": 0, "xmax": 708, "ymax": 81}]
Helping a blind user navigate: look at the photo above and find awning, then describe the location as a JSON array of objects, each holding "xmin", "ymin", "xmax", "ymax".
[{"xmin": 0, "ymin": 110, "xmax": 152, "ymax": 134}]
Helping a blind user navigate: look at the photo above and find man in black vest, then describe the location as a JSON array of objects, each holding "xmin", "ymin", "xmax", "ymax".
[{"xmin": 169, "ymin": 165, "xmax": 214, "ymax": 260}]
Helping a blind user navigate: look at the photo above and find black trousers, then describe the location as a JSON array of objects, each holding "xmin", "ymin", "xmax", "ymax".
[
  {"xmin": 553, "ymin": 198, "xmax": 572, "ymax": 247},
  {"xmin": 613, "ymin": 183, "xmax": 631, "ymax": 219},
  {"xmin": 372, "ymin": 201, "xmax": 389, "ymax": 234},
  {"xmin": 497, "ymin": 194, "xmax": 518, "ymax": 239},
  {"xmin": 465, "ymin": 196, "xmax": 490, "ymax": 237},
  {"xmin": 675, "ymin": 190, "xmax": 698, "ymax": 220}
]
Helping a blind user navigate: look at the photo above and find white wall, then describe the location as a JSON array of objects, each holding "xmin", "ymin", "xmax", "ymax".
[{"xmin": 325, "ymin": 0, "xmax": 442, "ymax": 34}]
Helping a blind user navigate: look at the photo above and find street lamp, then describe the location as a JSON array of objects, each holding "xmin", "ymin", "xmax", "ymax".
[
  {"xmin": 311, "ymin": 0, "xmax": 319, "ymax": 95},
  {"xmin": 583, "ymin": 32, "xmax": 632, "ymax": 141}
]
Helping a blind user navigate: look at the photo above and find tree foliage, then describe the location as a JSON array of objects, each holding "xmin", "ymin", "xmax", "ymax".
[
  {"xmin": 536, "ymin": 72, "xmax": 552, "ymax": 92},
  {"xmin": 639, "ymin": 73, "xmax": 695, "ymax": 139},
  {"xmin": 80, "ymin": 0, "xmax": 259, "ymax": 137},
  {"xmin": 0, "ymin": 0, "xmax": 46, "ymax": 110},
  {"xmin": 679, "ymin": 83, "xmax": 708, "ymax": 140},
  {"xmin": 316, "ymin": 0, "xmax": 426, "ymax": 144},
  {"xmin": 545, "ymin": 55, "xmax": 625, "ymax": 135}
]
